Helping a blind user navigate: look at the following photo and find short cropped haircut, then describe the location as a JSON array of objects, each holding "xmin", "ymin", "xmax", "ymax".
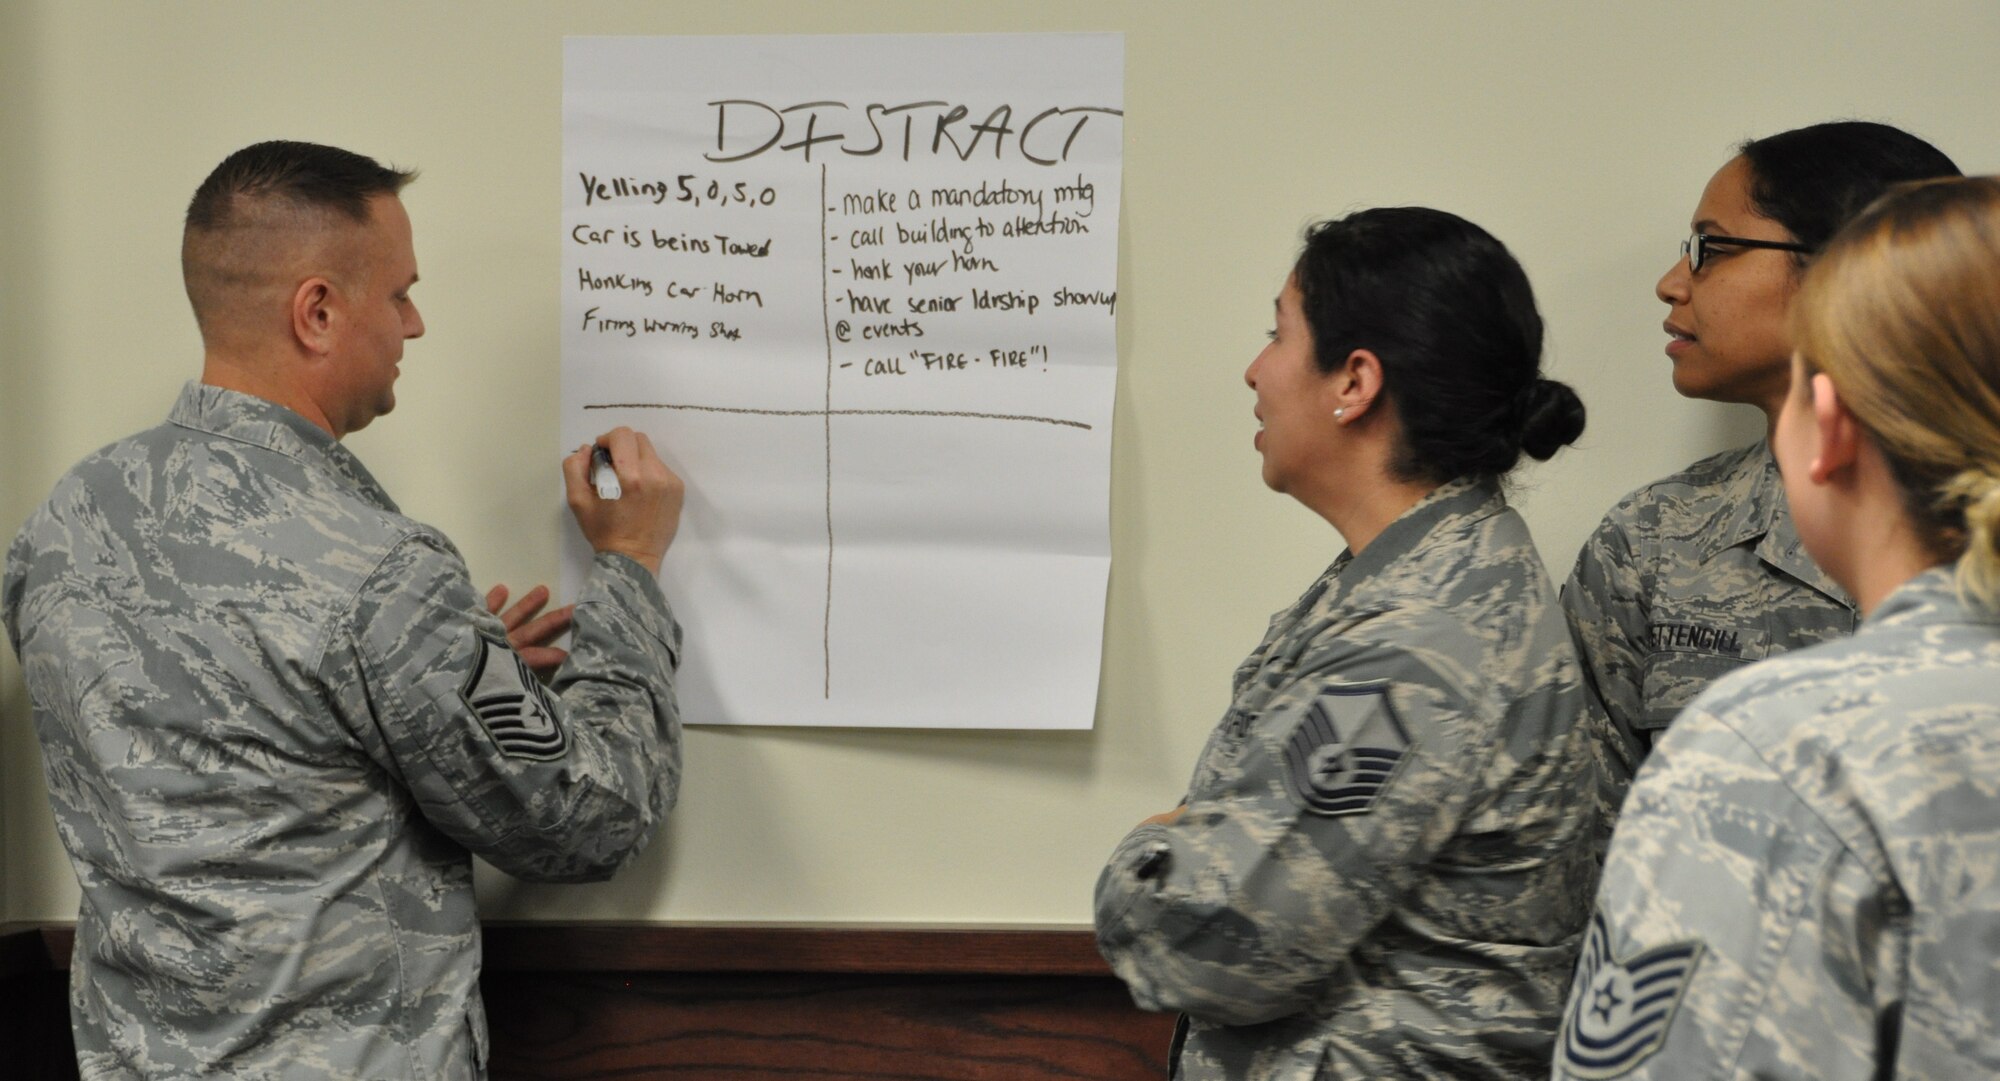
[
  {"xmin": 181, "ymin": 141, "xmax": 416, "ymax": 339},
  {"xmin": 185, "ymin": 140, "xmax": 415, "ymax": 231}
]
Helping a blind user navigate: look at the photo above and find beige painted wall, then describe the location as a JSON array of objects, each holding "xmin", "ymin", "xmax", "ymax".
[{"xmin": 4, "ymin": 0, "xmax": 1997, "ymax": 924}]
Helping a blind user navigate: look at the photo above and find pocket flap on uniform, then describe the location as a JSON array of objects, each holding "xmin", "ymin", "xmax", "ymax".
[{"xmin": 1638, "ymin": 625, "xmax": 1767, "ymax": 729}]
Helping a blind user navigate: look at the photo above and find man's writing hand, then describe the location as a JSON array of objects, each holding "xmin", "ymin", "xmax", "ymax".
[{"xmin": 563, "ymin": 427, "xmax": 685, "ymax": 575}]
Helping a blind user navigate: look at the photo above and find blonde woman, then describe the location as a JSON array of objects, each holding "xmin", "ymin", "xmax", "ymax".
[{"xmin": 1557, "ymin": 176, "xmax": 2000, "ymax": 1079}]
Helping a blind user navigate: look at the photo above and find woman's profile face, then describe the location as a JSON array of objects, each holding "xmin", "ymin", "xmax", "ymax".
[
  {"xmin": 1656, "ymin": 155, "xmax": 1801, "ymax": 414},
  {"xmin": 1245, "ymin": 274, "xmax": 1342, "ymax": 496}
]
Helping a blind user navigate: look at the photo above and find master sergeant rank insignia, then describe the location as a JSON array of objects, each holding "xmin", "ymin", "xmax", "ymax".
[
  {"xmin": 1281, "ymin": 682, "xmax": 1411, "ymax": 816},
  {"xmin": 460, "ymin": 632, "xmax": 568, "ymax": 760}
]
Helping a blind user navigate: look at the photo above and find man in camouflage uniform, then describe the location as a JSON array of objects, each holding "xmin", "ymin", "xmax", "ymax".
[
  {"xmin": 1, "ymin": 141, "xmax": 685, "ymax": 1079},
  {"xmin": 1095, "ymin": 479, "xmax": 1598, "ymax": 1079},
  {"xmin": 1563, "ymin": 444, "xmax": 1854, "ymax": 806},
  {"xmin": 1555, "ymin": 566, "xmax": 2000, "ymax": 1078}
]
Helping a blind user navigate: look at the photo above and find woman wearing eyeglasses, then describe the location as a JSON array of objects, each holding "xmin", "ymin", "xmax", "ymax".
[
  {"xmin": 1096, "ymin": 208, "xmax": 1595, "ymax": 1079},
  {"xmin": 1562, "ymin": 121, "xmax": 1958, "ymax": 816},
  {"xmin": 1557, "ymin": 175, "xmax": 2000, "ymax": 1081}
]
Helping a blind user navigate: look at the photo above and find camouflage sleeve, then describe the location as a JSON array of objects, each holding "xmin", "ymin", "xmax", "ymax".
[
  {"xmin": 1555, "ymin": 706, "xmax": 1896, "ymax": 1079},
  {"xmin": 322, "ymin": 535, "xmax": 682, "ymax": 883},
  {"xmin": 1094, "ymin": 610, "xmax": 1489, "ymax": 1026},
  {"xmin": 1563, "ymin": 511, "xmax": 1651, "ymax": 802}
]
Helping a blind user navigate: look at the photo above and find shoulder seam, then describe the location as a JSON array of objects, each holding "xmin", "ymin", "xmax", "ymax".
[
  {"xmin": 1685, "ymin": 704, "xmax": 1884, "ymax": 880},
  {"xmin": 312, "ymin": 525, "xmax": 447, "ymax": 676}
]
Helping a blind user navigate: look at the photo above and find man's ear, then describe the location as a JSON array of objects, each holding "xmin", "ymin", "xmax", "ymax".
[
  {"xmin": 1809, "ymin": 372, "xmax": 1862, "ymax": 485},
  {"xmin": 292, "ymin": 278, "xmax": 336, "ymax": 357},
  {"xmin": 1332, "ymin": 348, "xmax": 1385, "ymax": 422}
]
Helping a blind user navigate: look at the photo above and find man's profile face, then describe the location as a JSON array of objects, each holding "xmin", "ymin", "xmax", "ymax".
[{"xmin": 327, "ymin": 194, "xmax": 424, "ymax": 436}]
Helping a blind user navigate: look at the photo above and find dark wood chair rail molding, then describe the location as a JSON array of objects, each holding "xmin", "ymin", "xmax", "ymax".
[
  {"xmin": 1, "ymin": 921, "xmax": 1126, "ymax": 977},
  {"xmin": 0, "ymin": 923, "xmax": 1177, "ymax": 1081},
  {"xmin": 481, "ymin": 921, "xmax": 1124, "ymax": 975}
]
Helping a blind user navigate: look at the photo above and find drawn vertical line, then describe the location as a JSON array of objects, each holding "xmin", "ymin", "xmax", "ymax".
[{"xmin": 820, "ymin": 163, "xmax": 833, "ymax": 699}]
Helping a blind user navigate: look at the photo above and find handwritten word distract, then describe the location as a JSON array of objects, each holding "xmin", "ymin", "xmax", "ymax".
[{"xmin": 708, "ymin": 100, "xmax": 1122, "ymax": 165}]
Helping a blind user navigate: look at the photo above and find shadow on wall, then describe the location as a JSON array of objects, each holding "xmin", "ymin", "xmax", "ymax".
[{"xmin": 0, "ymin": 0, "xmax": 55, "ymax": 925}]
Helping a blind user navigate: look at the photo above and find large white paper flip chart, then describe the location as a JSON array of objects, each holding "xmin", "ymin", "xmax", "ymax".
[{"xmin": 560, "ymin": 34, "xmax": 1124, "ymax": 728}]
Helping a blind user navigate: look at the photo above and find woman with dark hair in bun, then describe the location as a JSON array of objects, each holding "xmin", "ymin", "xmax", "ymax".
[
  {"xmin": 1564, "ymin": 122, "xmax": 1960, "ymax": 819},
  {"xmin": 1096, "ymin": 207, "xmax": 1596, "ymax": 1079}
]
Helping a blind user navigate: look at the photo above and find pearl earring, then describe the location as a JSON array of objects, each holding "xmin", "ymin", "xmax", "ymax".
[{"xmin": 1333, "ymin": 407, "xmax": 1347, "ymax": 421}]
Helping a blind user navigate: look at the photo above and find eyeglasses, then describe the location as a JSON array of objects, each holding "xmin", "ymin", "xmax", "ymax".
[{"xmin": 1681, "ymin": 232, "xmax": 1813, "ymax": 273}]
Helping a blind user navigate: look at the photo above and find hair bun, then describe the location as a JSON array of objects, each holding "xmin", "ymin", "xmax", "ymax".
[
  {"xmin": 1517, "ymin": 378, "xmax": 1586, "ymax": 461},
  {"xmin": 1945, "ymin": 467, "xmax": 2000, "ymax": 606}
]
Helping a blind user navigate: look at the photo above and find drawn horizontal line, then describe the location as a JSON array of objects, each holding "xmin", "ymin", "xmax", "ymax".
[{"xmin": 585, "ymin": 402, "xmax": 1092, "ymax": 430}]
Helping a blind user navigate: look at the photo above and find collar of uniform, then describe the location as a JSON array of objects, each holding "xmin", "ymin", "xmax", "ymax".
[
  {"xmin": 1696, "ymin": 441, "xmax": 1844, "ymax": 598},
  {"xmin": 167, "ymin": 381, "xmax": 401, "ymax": 514},
  {"xmin": 1700, "ymin": 439, "xmax": 1781, "ymax": 561},
  {"xmin": 1756, "ymin": 486, "xmax": 1851, "ymax": 608},
  {"xmin": 1865, "ymin": 564, "xmax": 2000, "ymax": 631},
  {"xmin": 1331, "ymin": 475, "xmax": 1504, "ymax": 593},
  {"xmin": 1253, "ymin": 477, "xmax": 1501, "ymax": 674},
  {"xmin": 1246, "ymin": 478, "xmax": 1501, "ymax": 680},
  {"xmin": 1705, "ymin": 442, "xmax": 1851, "ymax": 607}
]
